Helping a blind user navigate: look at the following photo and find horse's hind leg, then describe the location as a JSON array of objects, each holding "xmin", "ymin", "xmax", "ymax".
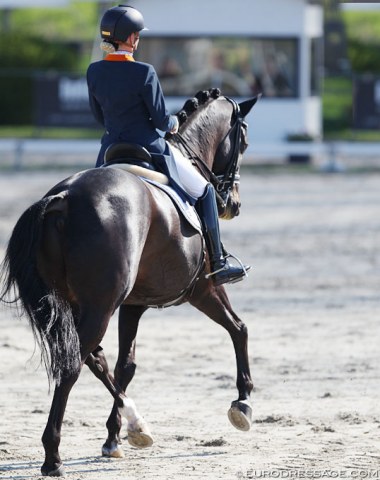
[
  {"xmin": 86, "ymin": 305, "xmax": 151, "ymax": 457},
  {"xmin": 41, "ymin": 370, "xmax": 80, "ymax": 476},
  {"xmin": 41, "ymin": 308, "xmax": 112, "ymax": 476},
  {"xmin": 189, "ymin": 285, "xmax": 253, "ymax": 431}
]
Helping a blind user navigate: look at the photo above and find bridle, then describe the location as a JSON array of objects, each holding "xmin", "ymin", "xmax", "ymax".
[{"xmin": 173, "ymin": 96, "xmax": 246, "ymax": 209}]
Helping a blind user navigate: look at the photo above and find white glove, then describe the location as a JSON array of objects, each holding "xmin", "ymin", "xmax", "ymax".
[{"xmin": 169, "ymin": 115, "xmax": 179, "ymax": 134}]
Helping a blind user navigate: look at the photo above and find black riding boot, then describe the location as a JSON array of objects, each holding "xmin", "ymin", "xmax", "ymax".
[{"xmin": 196, "ymin": 184, "xmax": 249, "ymax": 286}]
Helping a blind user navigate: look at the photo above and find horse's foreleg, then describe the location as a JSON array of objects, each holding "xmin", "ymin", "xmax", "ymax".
[{"xmin": 190, "ymin": 285, "xmax": 253, "ymax": 431}]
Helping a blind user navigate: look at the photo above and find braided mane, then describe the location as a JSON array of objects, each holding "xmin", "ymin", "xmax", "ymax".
[{"xmin": 176, "ymin": 88, "xmax": 221, "ymax": 126}]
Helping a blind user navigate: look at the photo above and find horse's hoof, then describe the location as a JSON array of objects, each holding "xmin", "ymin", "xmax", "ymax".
[
  {"xmin": 41, "ymin": 463, "xmax": 65, "ymax": 477},
  {"xmin": 228, "ymin": 400, "xmax": 252, "ymax": 431},
  {"xmin": 102, "ymin": 441, "xmax": 125, "ymax": 458},
  {"xmin": 127, "ymin": 418, "xmax": 154, "ymax": 449}
]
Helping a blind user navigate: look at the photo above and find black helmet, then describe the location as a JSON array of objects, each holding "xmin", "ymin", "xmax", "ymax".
[{"xmin": 100, "ymin": 5, "xmax": 146, "ymax": 42}]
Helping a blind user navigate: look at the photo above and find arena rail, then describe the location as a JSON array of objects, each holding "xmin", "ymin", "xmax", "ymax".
[{"xmin": 0, "ymin": 139, "xmax": 379, "ymax": 170}]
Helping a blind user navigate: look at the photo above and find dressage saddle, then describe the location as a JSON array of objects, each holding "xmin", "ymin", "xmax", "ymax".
[
  {"xmin": 103, "ymin": 142, "xmax": 155, "ymax": 170},
  {"xmin": 102, "ymin": 142, "xmax": 169, "ymax": 185}
]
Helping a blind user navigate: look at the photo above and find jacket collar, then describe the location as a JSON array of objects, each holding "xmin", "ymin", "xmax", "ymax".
[{"xmin": 104, "ymin": 53, "xmax": 135, "ymax": 62}]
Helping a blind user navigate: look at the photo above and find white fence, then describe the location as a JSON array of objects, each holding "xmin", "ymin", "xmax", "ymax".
[
  {"xmin": 0, "ymin": 139, "xmax": 99, "ymax": 169},
  {"xmin": 0, "ymin": 139, "xmax": 379, "ymax": 170}
]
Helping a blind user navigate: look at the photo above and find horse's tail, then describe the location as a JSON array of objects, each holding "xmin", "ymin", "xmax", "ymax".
[{"xmin": 0, "ymin": 194, "xmax": 80, "ymax": 385}]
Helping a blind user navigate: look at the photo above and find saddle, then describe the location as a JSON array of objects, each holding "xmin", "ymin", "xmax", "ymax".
[{"xmin": 102, "ymin": 143, "xmax": 169, "ymax": 185}]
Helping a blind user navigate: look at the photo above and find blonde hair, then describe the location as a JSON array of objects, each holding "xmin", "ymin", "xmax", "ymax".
[{"xmin": 100, "ymin": 40, "xmax": 117, "ymax": 54}]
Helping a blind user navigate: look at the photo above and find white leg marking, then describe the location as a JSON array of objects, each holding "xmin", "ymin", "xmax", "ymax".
[
  {"xmin": 119, "ymin": 397, "xmax": 154, "ymax": 449},
  {"xmin": 119, "ymin": 397, "xmax": 141, "ymax": 425}
]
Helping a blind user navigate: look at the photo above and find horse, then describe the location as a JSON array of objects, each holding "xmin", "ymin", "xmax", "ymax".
[{"xmin": 0, "ymin": 88, "xmax": 257, "ymax": 476}]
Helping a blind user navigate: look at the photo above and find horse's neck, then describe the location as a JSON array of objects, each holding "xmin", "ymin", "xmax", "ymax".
[
  {"xmin": 180, "ymin": 109, "xmax": 227, "ymax": 170},
  {"xmin": 181, "ymin": 132, "xmax": 212, "ymax": 167}
]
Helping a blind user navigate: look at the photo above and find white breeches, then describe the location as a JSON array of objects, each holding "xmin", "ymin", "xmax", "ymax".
[{"xmin": 169, "ymin": 145, "xmax": 208, "ymax": 199}]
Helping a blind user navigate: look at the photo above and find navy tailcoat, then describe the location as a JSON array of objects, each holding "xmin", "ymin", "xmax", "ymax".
[{"xmin": 87, "ymin": 56, "xmax": 195, "ymax": 203}]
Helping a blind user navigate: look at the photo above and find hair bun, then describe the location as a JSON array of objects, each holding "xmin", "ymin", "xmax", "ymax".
[{"xmin": 100, "ymin": 40, "xmax": 116, "ymax": 54}]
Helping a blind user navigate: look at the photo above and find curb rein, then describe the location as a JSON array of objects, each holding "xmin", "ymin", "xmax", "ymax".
[{"xmin": 173, "ymin": 97, "xmax": 245, "ymax": 209}]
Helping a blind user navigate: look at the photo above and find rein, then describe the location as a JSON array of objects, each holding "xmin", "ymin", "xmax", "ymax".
[{"xmin": 173, "ymin": 96, "xmax": 244, "ymax": 208}]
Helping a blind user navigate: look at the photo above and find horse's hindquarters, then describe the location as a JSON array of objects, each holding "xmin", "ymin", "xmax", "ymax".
[{"xmin": 35, "ymin": 170, "xmax": 147, "ymax": 312}]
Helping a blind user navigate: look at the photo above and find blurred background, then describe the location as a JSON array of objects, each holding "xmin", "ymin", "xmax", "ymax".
[{"xmin": 0, "ymin": 0, "xmax": 380, "ymax": 169}]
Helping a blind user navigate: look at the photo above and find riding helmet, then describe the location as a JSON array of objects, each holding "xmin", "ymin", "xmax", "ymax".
[{"xmin": 100, "ymin": 5, "xmax": 146, "ymax": 42}]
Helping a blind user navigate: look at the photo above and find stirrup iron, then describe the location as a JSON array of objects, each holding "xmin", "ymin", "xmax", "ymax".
[
  {"xmin": 205, "ymin": 264, "xmax": 227, "ymax": 279},
  {"xmin": 205, "ymin": 253, "xmax": 250, "ymax": 280},
  {"xmin": 226, "ymin": 252, "xmax": 250, "ymax": 276}
]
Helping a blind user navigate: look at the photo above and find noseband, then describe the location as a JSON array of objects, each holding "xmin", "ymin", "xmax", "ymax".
[{"xmin": 173, "ymin": 96, "xmax": 245, "ymax": 208}]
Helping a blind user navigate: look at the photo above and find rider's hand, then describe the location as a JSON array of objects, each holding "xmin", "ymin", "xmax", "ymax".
[{"xmin": 169, "ymin": 115, "xmax": 179, "ymax": 134}]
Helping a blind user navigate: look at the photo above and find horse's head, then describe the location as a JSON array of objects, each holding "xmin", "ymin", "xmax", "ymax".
[{"xmin": 170, "ymin": 89, "xmax": 258, "ymax": 220}]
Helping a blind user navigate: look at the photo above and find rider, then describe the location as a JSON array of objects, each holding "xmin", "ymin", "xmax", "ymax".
[{"xmin": 87, "ymin": 4, "xmax": 249, "ymax": 286}]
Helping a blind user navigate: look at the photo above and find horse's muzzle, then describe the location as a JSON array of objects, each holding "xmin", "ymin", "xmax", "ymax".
[{"xmin": 220, "ymin": 195, "xmax": 241, "ymax": 220}]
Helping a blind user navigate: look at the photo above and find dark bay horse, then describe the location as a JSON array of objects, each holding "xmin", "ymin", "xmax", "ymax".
[{"xmin": 0, "ymin": 88, "xmax": 257, "ymax": 476}]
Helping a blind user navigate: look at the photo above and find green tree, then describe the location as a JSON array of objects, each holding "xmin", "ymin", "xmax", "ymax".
[
  {"xmin": 343, "ymin": 10, "xmax": 380, "ymax": 73},
  {"xmin": 0, "ymin": 1, "xmax": 104, "ymax": 124}
]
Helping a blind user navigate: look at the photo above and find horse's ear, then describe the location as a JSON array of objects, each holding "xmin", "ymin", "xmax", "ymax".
[{"xmin": 239, "ymin": 95, "xmax": 260, "ymax": 117}]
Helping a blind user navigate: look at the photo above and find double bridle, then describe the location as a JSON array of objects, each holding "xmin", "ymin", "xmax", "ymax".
[{"xmin": 173, "ymin": 96, "xmax": 246, "ymax": 208}]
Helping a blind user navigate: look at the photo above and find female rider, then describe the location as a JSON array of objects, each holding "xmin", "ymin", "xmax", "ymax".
[{"xmin": 86, "ymin": 4, "xmax": 249, "ymax": 286}]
